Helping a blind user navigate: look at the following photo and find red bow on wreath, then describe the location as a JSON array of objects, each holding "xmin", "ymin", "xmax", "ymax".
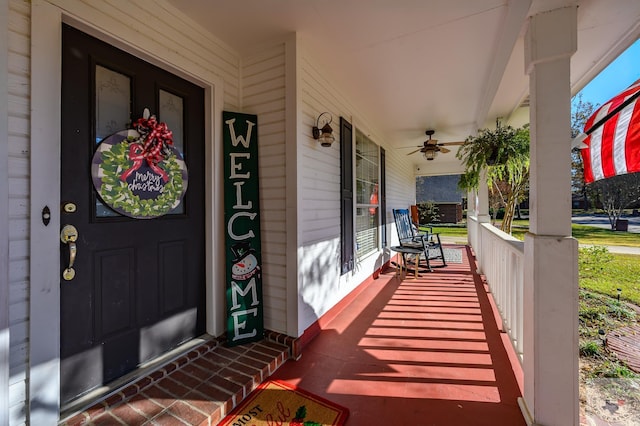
[{"xmin": 120, "ymin": 114, "xmax": 174, "ymax": 183}]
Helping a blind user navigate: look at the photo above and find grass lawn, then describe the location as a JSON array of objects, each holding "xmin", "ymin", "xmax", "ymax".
[
  {"xmin": 425, "ymin": 225, "xmax": 468, "ymax": 237},
  {"xmin": 572, "ymin": 223, "xmax": 640, "ymax": 247},
  {"xmin": 427, "ymin": 220, "xmax": 640, "ymax": 247},
  {"xmin": 579, "ymin": 246, "xmax": 640, "ymax": 306}
]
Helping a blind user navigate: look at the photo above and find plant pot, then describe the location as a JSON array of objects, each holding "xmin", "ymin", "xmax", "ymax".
[{"xmin": 487, "ymin": 149, "xmax": 499, "ymax": 165}]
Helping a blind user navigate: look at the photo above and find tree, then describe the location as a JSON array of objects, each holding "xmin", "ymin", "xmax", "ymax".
[
  {"xmin": 417, "ymin": 201, "xmax": 439, "ymax": 224},
  {"xmin": 588, "ymin": 172, "xmax": 640, "ymax": 229},
  {"xmin": 488, "ymin": 180, "xmax": 512, "ymax": 225},
  {"xmin": 457, "ymin": 120, "xmax": 530, "ymax": 234},
  {"xmin": 571, "ymin": 94, "xmax": 597, "ymax": 210}
]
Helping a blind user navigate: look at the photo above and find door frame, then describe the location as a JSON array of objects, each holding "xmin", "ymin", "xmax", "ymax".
[{"xmin": 29, "ymin": 1, "xmax": 225, "ymax": 422}]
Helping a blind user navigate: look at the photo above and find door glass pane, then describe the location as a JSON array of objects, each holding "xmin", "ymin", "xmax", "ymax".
[
  {"xmin": 95, "ymin": 65, "xmax": 131, "ymax": 217},
  {"xmin": 159, "ymin": 90, "xmax": 184, "ymax": 152},
  {"xmin": 160, "ymin": 89, "xmax": 185, "ymax": 215},
  {"xmin": 96, "ymin": 65, "xmax": 131, "ymax": 142}
]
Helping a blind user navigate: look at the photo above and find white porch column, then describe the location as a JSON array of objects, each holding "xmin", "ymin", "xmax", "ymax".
[
  {"xmin": 523, "ymin": 6, "xmax": 579, "ymax": 426},
  {"xmin": 473, "ymin": 170, "xmax": 491, "ymax": 272},
  {"xmin": 477, "ymin": 169, "xmax": 490, "ymax": 223}
]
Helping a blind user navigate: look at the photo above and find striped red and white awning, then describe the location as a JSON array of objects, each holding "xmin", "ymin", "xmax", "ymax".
[{"xmin": 581, "ymin": 79, "xmax": 640, "ymax": 183}]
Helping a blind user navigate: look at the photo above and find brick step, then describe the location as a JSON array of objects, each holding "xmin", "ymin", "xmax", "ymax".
[{"xmin": 62, "ymin": 338, "xmax": 289, "ymax": 425}]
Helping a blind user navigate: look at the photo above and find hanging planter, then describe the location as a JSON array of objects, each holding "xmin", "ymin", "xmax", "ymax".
[
  {"xmin": 455, "ymin": 120, "xmax": 530, "ymax": 234},
  {"xmin": 486, "ymin": 145, "xmax": 501, "ymax": 165},
  {"xmin": 457, "ymin": 120, "xmax": 524, "ymax": 169}
]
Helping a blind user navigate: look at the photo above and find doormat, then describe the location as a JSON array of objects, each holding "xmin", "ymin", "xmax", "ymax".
[{"xmin": 218, "ymin": 380, "xmax": 349, "ymax": 426}]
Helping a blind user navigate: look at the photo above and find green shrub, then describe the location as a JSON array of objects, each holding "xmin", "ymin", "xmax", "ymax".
[
  {"xmin": 579, "ymin": 341, "xmax": 601, "ymax": 357},
  {"xmin": 579, "ymin": 304, "xmax": 606, "ymax": 321},
  {"xmin": 579, "ymin": 246, "xmax": 614, "ymax": 267},
  {"xmin": 579, "ymin": 246, "xmax": 615, "ymax": 281},
  {"xmin": 594, "ymin": 361, "xmax": 639, "ymax": 378},
  {"xmin": 606, "ymin": 302, "xmax": 636, "ymax": 320}
]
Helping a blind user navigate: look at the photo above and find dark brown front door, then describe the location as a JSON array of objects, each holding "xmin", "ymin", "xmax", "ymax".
[{"xmin": 60, "ymin": 25, "xmax": 205, "ymax": 404}]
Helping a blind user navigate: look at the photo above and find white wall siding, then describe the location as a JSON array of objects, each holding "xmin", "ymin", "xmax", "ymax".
[
  {"xmin": 298, "ymin": 54, "xmax": 350, "ymax": 333},
  {"xmin": 297, "ymin": 44, "xmax": 416, "ymax": 334},
  {"xmin": 47, "ymin": 0, "xmax": 241, "ymax": 110},
  {"xmin": 241, "ymin": 44, "xmax": 288, "ymax": 333},
  {"xmin": 7, "ymin": 1, "xmax": 30, "ymax": 424},
  {"xmin": 384, "ymin": 145, "xmax": 418, "ymax": 246}
]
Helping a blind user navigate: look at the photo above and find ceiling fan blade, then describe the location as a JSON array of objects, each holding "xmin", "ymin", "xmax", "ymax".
[
  {"xmin": 439, "ymin": 146, "xmax": 451, "ymax": 154},
  {"xmin": 439, "ymin": 141, "xmax": 465, "ymax": 146},
  {"xmin": 427, "ymin": 138, "xmax": 438, "ymax": 145},
  {"xmin": 406, "ymin": 148, "xmax": 422, "ymax": 155}
]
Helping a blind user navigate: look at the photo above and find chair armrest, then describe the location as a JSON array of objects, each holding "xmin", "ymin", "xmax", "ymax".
[{"xmin": 417, "ymin": 231, "xmax": 442, "ymax": 247}]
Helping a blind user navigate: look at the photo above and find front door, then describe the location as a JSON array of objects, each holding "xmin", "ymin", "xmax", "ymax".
[{"xmin": 60, "ymin": 25, "xmax": 206, "ymax": 404}]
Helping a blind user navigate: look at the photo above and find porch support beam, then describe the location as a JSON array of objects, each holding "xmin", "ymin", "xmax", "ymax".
[
  {"xmin": 523, "ymin": 6, "xmax": 578, "ymax": 426},
  {"xmin": 473, "ymin": 170, "xmax": 491, "ymax": 273},
  {"xmin": 476, "ymin": 169, "xmax": 490, "ymax": 223}
]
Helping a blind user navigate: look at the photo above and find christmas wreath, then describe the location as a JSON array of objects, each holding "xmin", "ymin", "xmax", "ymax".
[{"xmin": 91, "ymin": 109, "xmax": 188, "ymax": 219}]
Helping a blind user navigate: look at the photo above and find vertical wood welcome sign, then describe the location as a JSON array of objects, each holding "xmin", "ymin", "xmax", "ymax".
[{"xmin": 223, "ymin": 111, "xmax": 264, "ymax": 346}]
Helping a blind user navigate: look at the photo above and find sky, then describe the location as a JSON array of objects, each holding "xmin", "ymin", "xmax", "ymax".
[{"xmin": 573, "ymin": 38, "xmax": 640, "ymax": 108}]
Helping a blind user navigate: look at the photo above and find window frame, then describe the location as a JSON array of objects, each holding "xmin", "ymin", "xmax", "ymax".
[{"xmin": 354, "ymin": 129, "xmax": 381, "ymax": 259}]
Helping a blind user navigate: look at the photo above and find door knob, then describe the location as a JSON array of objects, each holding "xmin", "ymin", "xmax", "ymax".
[{"xmin": 60, "ymin": 225, "xmax": 78, "ymax": 281}]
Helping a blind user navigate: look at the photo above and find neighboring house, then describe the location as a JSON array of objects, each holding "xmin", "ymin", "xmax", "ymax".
[
  {"xmin": 416, "ymin": 175, "xmax": 465, "ymax": 204},
  {"xmin": 416, "ymin": 175, "xmax": 465, "ymax": 223},
  {"xmin": 1, "ymin": 1, "xmax": 639, "ymax": 425}
]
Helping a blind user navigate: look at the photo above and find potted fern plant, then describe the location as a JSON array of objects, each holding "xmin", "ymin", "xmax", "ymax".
[{"xmin": 456, "ymin": 120, "xmax": 530, "ymax": 234}]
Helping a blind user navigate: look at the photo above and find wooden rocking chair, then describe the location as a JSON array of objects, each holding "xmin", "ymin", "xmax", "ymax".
[{"xmin": 392, "ymin": 208, "xmax": 446, "ymax": 272}]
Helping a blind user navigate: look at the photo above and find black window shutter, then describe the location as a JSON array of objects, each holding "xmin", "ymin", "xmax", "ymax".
[{"xmin": 340, "ymin": 117, "xmax": 354, "ymax": 274}]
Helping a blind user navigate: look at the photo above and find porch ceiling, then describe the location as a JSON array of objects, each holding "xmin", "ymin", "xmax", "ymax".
[{"xmin": 168, "ymin": 0, "xmax": 640, "ymax": 173}]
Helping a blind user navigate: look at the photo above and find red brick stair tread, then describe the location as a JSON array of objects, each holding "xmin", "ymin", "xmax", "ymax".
[
  {"xmin": 61, "ymin": 337, "xmax": 289, "ymax": 426},
  {"xmin": 607, "ymin": 324, "xmax": 640, "ymax": 372}
]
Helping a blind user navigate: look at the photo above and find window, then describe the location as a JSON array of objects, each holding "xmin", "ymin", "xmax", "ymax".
[{"xmin": 355, "ymin": 130, "xmax": 379, "ymax": 257}]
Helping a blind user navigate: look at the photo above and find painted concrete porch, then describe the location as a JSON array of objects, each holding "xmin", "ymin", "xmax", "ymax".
[{"xmin": 62, "ymin": 244, "xmax": 527, "ymax": 425}]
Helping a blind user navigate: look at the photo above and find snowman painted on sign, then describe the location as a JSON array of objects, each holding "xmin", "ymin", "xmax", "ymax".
[{"xmin": 231, "ymin": 242, "xmax": 260, "ymax": 281}]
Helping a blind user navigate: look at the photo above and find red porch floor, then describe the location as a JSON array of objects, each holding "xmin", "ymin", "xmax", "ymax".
[
  {"xmin": 62, "ymin": 244, "xmax": 526, "ymax": 425},
  {"xmin": 271, "ymin": 244, "xmax": 526, "ymax": 426}
]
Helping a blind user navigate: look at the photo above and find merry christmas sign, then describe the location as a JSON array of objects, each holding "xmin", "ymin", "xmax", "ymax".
[
  {"xmin": 91, "ymin": 109, "xmax": 187, "ymax": 218},
  {"xmin": 223, "ymin": 111, "xmax": 264, "ymax": 346}
]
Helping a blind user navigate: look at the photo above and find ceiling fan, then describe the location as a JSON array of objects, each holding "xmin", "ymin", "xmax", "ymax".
[{"xmin": 406, "ymin": 130, "xmax": 464, "ymax": 160}]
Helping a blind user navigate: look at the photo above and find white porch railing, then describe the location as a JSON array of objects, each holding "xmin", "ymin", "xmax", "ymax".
[{"xmin": 467, "ymin": 215, "xmax": 524, "ymax": 363}]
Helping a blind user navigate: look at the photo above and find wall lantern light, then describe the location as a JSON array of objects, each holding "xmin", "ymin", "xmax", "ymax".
[{"xmin": 312, "ymin": 112, "xmax": 335, "ymax": 147}]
